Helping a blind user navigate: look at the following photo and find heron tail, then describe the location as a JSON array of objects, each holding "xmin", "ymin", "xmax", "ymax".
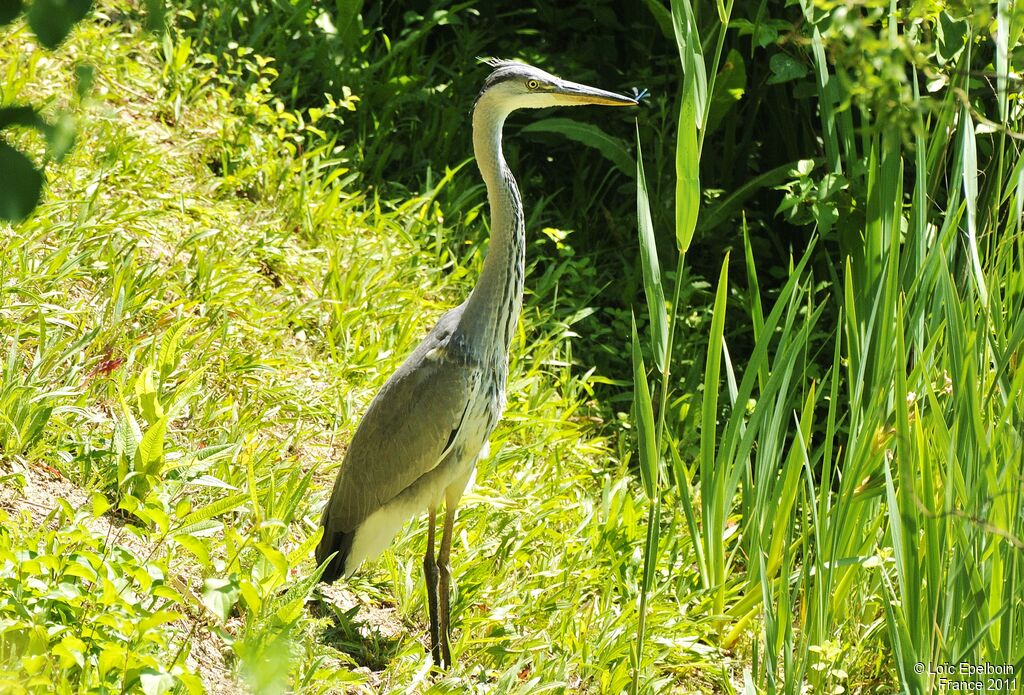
[{"xmin": 315, "ymin": 528, "xmax": 353, "ymax": 583}]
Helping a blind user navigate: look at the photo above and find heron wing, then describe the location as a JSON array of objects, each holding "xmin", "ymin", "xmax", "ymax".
[{"xmin": 321, "ymin": 307, "xmax": 478, "ymax": 535}]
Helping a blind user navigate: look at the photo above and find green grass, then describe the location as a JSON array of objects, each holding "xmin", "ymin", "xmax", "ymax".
[
  {"xmin": 2, "ymin": 1, "xmax": 1023, "ymax": 694},
  {"xmin": 628, "ymin": 0, "xmax": 1024, "ymax": 693},
  {"xmin": 0, "ymin": 6, "xmax": 724, "ymax": 694}
]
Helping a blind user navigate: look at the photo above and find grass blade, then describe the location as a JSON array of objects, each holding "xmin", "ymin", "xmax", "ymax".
[
  {"xmin": 960, "ymin": 104, "xmax": 989, "ymax": 305},
  {"xmin": 701, "ymin": 252, "xmax": 730, "ymax": 614},
  {"xmin": 635, "ymin": 126, "xmax": 668, "ymax": 372},
  {"xmin": 631, "ymin": 314, "xmax": 659, "ymax": 501}
]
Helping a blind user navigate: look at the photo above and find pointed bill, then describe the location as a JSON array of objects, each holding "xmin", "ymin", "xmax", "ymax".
[{"xmin": 551, "ymin": 80, "xmax": 639, "ymax": 107}]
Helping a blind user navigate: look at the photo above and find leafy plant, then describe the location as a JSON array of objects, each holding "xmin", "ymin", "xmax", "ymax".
[
  {"xmin": 3, "ymin": 0, "xmax": 1023, "ymax": 692},
  {"xmin": 630, "ymin": 0, "xmax": 1024, "ymax": 691},
  {"xmin": 0, "ymin": 0, "xmax": 92, "ymax": 221}
]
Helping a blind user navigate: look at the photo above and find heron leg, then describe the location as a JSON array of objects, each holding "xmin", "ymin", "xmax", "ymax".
[
  {"xmin": 423, "ymin": 508, "xmax": 441, "ymax": 667},
  {"xmin": 437, "ymin": 502, "xmax": 457, "ymax": 668}
]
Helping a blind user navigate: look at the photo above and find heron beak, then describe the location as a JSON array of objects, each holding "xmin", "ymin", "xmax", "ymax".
[{"xmin": 552, "ymin": 79, "xmax": 639, "ymax": 107}]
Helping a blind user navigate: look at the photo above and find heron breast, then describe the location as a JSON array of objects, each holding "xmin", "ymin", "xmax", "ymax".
[{"xmin": 449, "ymin": 370, "xmax": 503, "ymax": 474}]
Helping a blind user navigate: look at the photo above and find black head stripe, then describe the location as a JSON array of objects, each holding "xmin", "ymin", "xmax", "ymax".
[
  {"xmin": 481, "ymin": 69, "xmax": 521, "ymax": 92},
  {"xmin": 473, "ymin": 63, "xmax": 525, "ymax": 109},
  {"xmin": 473, "ymin": 60, "xmax": 552, "ymax": 111}
]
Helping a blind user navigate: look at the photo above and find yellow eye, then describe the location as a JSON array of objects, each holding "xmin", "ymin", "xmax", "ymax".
[{"xmin": 526, "ymin": 79, "xmax": 540, "ymax": 90}]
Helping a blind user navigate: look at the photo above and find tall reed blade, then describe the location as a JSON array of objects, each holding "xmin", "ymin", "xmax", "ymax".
[
  {"xmin": 669, "ymin": 0, "xmax": 706, "ymax": 253},
  {"xmin": 636, "ymin": 127, "xmax": 668, "ymax": 372},
  {"xmin": 701, "ymin": 254, "xmax": 730, "ymax": 617}
]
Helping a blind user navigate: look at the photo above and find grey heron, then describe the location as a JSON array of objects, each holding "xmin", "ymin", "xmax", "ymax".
[{"xmin": 316, "ymin": 59, "xmax": 637, "ymax": 667}]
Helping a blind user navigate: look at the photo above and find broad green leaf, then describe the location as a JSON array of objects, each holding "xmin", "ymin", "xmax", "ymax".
[
  {"xmin": 0, "ymin": 0, "xmax": 22, "ymax": 26},
  {"xmin": 158, "ymin": 320, "xmax": 191, "ymax": 381},
  {"xmin": 152, "ymin": 584, "xmax": 184, "ymax": 603},
  {"xmin": 53, "ymin": 635, "xmax": 87, "ymax": 669},
  {"xmin": 145, "ymin": 500, "xmax": 170, "ymax": 533},
  {"xmin": 256, "ymin": 542, "xmax": 289, "ymax": 580},
  {"xmin": 239, "ymin": 578, "xmax": 262, "ymax": 613},
  {"xmin": 174, "ymin": 498, "xmax": 191, "ymax": 518},
  {"xmin": 173, "ymin": 519, "xmax": 219, "ymax": 539},
  {"xmin": 91, "ymin": 492, "xmax": 111, "ymax": 518},
  {"xmin": 937, "ymin": 11, "xmax": 968, "ymax": 65},
  {"xmin": 136, "ymin": 368, "xmax": 164, "ymax": 425},
  {"xmin": 26, "ymin": 0, "xmax": 92, "ymax": 49},
  {"xmin": 766, "ymin": 52, "xmax": 808, "ymax": 85},
  {"xmin": 113, "ymin": 414, "xmax": 138, "ymax": 461},
  {"xmin": 134, "ymin": 416, "xmax": 168, "ymax": 476},
  {"xmin": 20, "ymin": 405, "xmax": 52, "ymax": 451},
  {"xmin": 0, "ymin": 105, "xmax": 45, "ymax": 129},
  {"xmin": 202, "ymin": 576, "xmax": 240, "ymax": 623},
  {"xmin": 195, "ymin": 443, "xmax": 239, "ymax": 461},
  {"xmin": 138, "ymin": 668, "xmax": 175, "ymax": 695},
  {"xmin": 117, "ymin": 386, "xmax": 143, "ymax": 454},
  {"xmin": 0, "ymin": 142, "xmax": 43, "ymax": 222},
  {"xmin": 97, "ymin": 644, "xmax": 127, "ymax": 679},
  {"xmin": 521, "ymin": 118, "xmax": 634, "ymax": 177},
  {"xmin": 238, "ymin": 629, "xmax": 290, "ymax": 695},
  {"xmin": 173, "ymin": 533, "xmax": 211, "ymax": 566},
  {"xmin": 281, "ymin": 551, "xmax": 333, "ymax": 606},
  {"xmin": 333, "ymin": 0, "xmax": 362, "ymax": 49}
]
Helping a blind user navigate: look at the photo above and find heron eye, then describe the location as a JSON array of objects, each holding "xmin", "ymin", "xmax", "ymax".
[{"xmin": 526, "ymin": 79, "xmax": 540, "ymax": 90}]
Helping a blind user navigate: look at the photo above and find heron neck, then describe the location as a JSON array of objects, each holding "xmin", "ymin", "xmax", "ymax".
[{"xmin": 459, "ymin": 102, "xmax": 525, "ymax": 357}]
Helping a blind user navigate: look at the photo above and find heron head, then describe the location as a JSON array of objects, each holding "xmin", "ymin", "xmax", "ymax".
[{"xmin": 476, "ymin": 59, "xmax": 638, "ymax": 114}]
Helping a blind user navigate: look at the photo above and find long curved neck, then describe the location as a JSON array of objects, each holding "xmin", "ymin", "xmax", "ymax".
[{"xmin": 458, "ymin": 98, "xmax": 525, "ymax": 357}]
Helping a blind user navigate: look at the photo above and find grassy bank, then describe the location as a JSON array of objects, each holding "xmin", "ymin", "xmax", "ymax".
[
  {"xmin": 0, "ymin": 5, "xmax": 718, "ymax": 693},
  {"xmin": 2, "ymin": 0, "xmax": 1022, "ymax": 693}
]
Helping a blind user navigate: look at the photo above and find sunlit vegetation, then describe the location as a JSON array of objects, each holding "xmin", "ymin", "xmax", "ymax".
[{"xmin": 1, "ymin": 0, "xmax": 1021, "ymax": 693}]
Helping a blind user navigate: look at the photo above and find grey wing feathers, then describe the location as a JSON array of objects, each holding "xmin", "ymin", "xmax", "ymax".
[{"xmin": 319, "ymin": 307, "xmax": 477, "ymax": 548}]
